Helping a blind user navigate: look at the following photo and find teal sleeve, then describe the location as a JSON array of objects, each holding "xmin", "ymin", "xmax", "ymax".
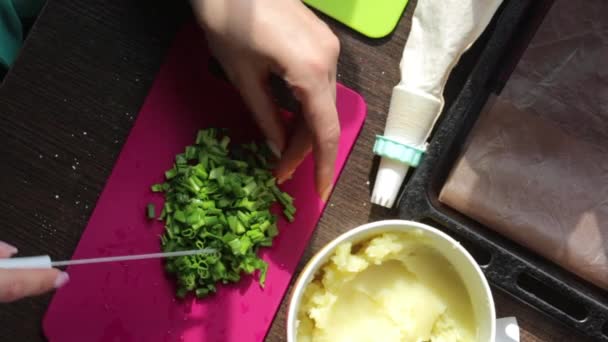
[
  {"xmin": 0, "ymin": 0, "xmax": 23, "ymax": 68},
  {"xmin": 0, "ymin": 0, "xmax": 44, "ymax": 69}
]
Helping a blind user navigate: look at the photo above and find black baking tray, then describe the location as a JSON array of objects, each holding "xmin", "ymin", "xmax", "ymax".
[{"xmin": 392, "ymin": 0, "xmax": 608, "ymax": 340}]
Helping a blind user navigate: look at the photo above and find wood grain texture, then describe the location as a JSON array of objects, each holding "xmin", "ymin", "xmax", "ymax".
[{"xmin": 0, "ymin": 0, "xmax": 589, "ymax": 341}]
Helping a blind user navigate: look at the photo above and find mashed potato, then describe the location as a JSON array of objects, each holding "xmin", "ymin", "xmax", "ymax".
[{"xmin": 296, "ymin": 232, "xmax": 476, "ymax": 342}]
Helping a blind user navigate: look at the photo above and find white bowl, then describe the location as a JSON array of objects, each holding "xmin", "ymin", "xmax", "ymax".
[{"xmin": 287, "ymin": 219, "xmax": 495, "ymax": 342}]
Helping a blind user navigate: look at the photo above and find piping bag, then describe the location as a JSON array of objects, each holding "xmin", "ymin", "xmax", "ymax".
[{"xmin": 371, "ymin": 0, "xmax": 504, "ymax": 208}]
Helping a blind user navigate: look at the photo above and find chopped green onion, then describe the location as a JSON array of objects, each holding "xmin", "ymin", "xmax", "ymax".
[
  {"xmin": 146, "ymin": 203, "xmax": 156, "ymax": 220},
  {"xmin": 172, "ymin": 211, "xmax": 184, "ymax": 224},
  {"xmin": 151, "ymin": 183, "xmax": 164, "ymax": 192},
  {"xmin": 185, "ymin": 146, "xmax": 198, "ymax": 160},
  {"xmin": 165, "ymin": 168, "xmax": 178, "ymax": 180},
  {"xmin": 220, "ymin": 136, "xmax": 230, "ymax": 150},
  {"xmin": 284, "ymin": 210, "xmax": 295, "ymax": 223},
  {"xmin": 175, "ymin": 154, "xmax": 187, "ymax": 165},
  {"xmin": 209, "ymin": 167, "xmax": 224, "ymax": 180},
  {"xmin": 150, "ymin": 128, "xmax": 296, "ymax": 298}
]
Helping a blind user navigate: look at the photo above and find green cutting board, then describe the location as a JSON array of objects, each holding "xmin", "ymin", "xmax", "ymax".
[{"xmin": 304, "ymin": 0, "xmax": 409, "ymax": 38}]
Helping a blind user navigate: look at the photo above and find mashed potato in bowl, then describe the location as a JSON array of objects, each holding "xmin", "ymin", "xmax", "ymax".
[{"xmin": 288, "ymin": 221, "xmax": 494, "ymax": 342}]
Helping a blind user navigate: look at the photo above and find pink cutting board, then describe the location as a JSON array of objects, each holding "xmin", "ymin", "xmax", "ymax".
[{"xmin": 43, "ymin": 23, "xmax": 366, "ymax": 342}]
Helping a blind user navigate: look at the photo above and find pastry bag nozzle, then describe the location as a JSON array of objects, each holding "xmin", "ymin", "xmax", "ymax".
[{"xmin": 371, "ymin": 86, "xmax": 441, "ymax": 208}]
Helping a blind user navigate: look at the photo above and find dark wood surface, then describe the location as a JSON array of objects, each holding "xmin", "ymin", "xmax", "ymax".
[{"xmin": 0, "ymin": 0, "xmax": 589, "ymax": 341}]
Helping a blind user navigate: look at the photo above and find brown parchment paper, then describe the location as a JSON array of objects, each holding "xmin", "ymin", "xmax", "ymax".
[{"xmin": 439, "ymin": 0, "xmax": 608, "ymax": 289}]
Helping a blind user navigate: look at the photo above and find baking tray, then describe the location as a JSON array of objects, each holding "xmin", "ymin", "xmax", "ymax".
[{"xmin": 390, "ymin": 0, "xmax": 608, "ymax": 340}]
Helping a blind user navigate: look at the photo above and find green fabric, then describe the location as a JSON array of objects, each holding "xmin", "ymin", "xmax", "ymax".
[
  {"xmin": 0, "ymin": 0, "xmax": 44, "ymax": 69},
  {"xmin": 0, "ymin": 0, "xmax": 23, "ymax": 68}
]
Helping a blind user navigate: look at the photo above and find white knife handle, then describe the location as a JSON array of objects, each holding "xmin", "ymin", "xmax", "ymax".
[{"xmin": 0, "ymin": 255, "xmax": 52, "ymax": 269}]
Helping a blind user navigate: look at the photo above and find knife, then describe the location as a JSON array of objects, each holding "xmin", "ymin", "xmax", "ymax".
[{"xmin": 0, "ymin": 248, "xmax": 216, "ymax": 269}]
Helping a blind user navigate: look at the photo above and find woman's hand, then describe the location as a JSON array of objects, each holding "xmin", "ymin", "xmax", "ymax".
[
  {"xmin": 0, "ymin": 241, "xmax": 68, "ymax": 303},
  {"xmin": 192, "ymin": 0, "xmax": 341, "ymax": 201}
]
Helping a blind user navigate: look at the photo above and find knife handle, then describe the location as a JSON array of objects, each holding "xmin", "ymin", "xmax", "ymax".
[{"xmin": 0, "ymin": 255, "xmax": 52, "ymax": 269}]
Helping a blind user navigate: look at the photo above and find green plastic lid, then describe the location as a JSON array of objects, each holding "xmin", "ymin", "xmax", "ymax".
[{"xmin": 304, "ymin": 0, "xmax": 409, "ymax": 39}]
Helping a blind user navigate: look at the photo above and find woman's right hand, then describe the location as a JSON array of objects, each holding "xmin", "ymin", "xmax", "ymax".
[
  {"xmin": 0, "ymin": 241, "xmax": 69, "ymax": 303},
  {"xmin": 192, "ymin": 0, "xmax": 341, "ymax": 201}
]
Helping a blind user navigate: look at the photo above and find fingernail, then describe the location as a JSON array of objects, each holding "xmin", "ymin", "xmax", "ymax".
[
  {"xmin": 321, "ymin": 184, "xmax": 332, "ymax": 202},
  {"xmin": 0, "ymin": 241, "xmax": 18, "ymax": 256},
  {"xmin": 54, "ymin": 272, "xmax": 70, "ymax": 289},
  {"xmin": 266, "ymin": 140, "xmax": 282, "ymax": 159}
]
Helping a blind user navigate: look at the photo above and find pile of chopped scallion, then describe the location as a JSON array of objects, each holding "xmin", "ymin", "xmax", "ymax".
[{"xmin": 147, "ymin": 128, "xmax": 295, "ymax": 298}]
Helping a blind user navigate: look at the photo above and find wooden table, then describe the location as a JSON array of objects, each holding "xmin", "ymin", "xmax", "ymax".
[{"xmin": 0, "ymin": 0, "xmax": 589, "ymax": 341}]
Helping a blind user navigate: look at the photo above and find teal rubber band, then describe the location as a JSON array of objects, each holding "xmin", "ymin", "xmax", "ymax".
[{"xmin": 373, "ymin": 135, "xmax": 425, "ymax": 167}]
